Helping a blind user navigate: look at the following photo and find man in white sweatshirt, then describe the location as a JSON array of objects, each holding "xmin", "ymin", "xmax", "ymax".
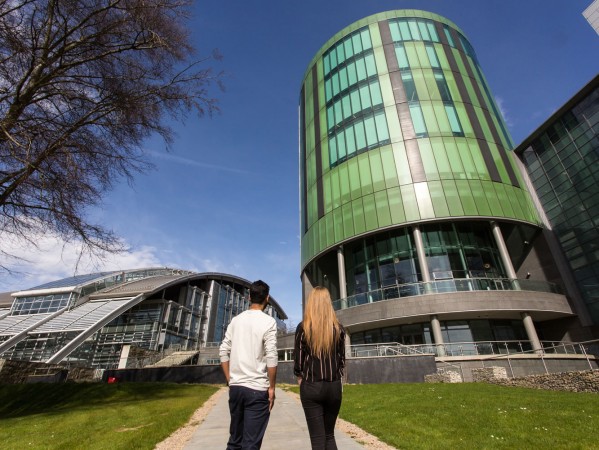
[{"xmin": 219, "ymin": 280, "xmax": 278, "ymax": 450}]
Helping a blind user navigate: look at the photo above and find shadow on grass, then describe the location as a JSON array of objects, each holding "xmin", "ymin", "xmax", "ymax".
[{"xmin": 0, "ymin": 382, "xmax": 213, "ymax": 419}]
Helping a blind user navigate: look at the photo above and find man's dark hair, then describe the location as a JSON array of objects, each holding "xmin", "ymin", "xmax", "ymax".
[{"xmin": 250, "ymin": 280, "xmax": 270, "ymax": 304}]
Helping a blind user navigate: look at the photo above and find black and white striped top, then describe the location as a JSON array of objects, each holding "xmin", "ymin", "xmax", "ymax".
[{"xmin": 293, "ymin": 321, "xmax": 345, "ymax": 382}]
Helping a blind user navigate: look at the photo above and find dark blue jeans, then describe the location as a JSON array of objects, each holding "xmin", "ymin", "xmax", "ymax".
[
  {"xmin": 300, "ymin": 380, "xmax": 342, "ymax": 450},
  {"xmin": 227, "ymin": 385, "xmax": 270, "ymax": 450}
]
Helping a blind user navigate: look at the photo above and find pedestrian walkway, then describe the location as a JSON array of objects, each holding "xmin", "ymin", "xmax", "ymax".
[{"xmin": 183, "ymin": 387, "xmax": 364, "ymax": 449}]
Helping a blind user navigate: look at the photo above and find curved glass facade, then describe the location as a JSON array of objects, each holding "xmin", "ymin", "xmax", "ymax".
[
  {"xmin": 297, "ymin": 10, "xmax": 573, "ymax": 353},
  {"xmin": 300, "ymin": 10, "xmax": 540, "ymax": 270}
]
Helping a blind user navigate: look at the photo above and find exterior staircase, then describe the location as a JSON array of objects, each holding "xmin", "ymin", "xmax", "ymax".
[{"xmin": 145, "ymin": 350, "xmax": 199, "ymax": 367}]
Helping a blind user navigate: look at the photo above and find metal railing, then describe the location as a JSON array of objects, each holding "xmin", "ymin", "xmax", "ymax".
[
  {"xmin": 347, "ymin": 340, "xmax": 599, "ymax": 359},
  {"xmin": 478, "ymin": 339, "xmax": 599, "ymax": 376},
  {"xmin": 333, "ymin": 277, "xmax": 561, "ymax": 310}
]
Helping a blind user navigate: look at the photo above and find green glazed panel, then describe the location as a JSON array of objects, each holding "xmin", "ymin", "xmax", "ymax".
[
  {"xmin": 363, "ymin": 193, "xmax": 379, "ymax": 231},
  {"xmin": 375, "ymin": 190, "xmax": 392, "ymax": 227},
  {"xmin": 428, "ymin": 180, "xmax": 451, "ymax": 217},
  {"xmin": 300, "ymin": 10, "xmax": 541, "ymax": 268}
]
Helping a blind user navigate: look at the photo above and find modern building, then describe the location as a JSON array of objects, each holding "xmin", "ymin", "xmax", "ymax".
[
  {"xmin": 299, "ymin": 10, "xmax": 592, "ymax": 358},
  {"xmin": 584, "ymin": 0, "xmax": 599, "ymax": 35},
  {"xmin": 0, "ymin": 268, "xmax": 287, "ymax": 369},
  {"xmin": 514, "ymin": 75, "xmax": 599, "ymax": 332}
]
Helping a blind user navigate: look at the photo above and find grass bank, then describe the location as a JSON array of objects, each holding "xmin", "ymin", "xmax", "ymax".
[
  {"xmin": 338, "ymin": 383, "xmax": 598, "ymax": 449},
  {"xmin": 0, "ymin": 382, "xmax": 218, "ymax": 450},
  {"xmin": 287, "ymin": 383, "xmax": 598, "ymax": 448}
]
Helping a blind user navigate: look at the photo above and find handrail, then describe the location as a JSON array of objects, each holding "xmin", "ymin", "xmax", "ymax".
[
  {"xmin": 346, "ymin": 339, "xmax": 599, "ymax": 359},
  {"xmin": 478, "ymin": 339, "xmax": 599, "ymax": 375},
  {"xmin": 333, "ymin": 277, "xmax": 561, "ymax": 310}
]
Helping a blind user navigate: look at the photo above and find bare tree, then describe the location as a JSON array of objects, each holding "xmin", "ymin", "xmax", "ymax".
[{"xmin": 0, "ymin": 0, "xmax": 221, "ymax": 267}]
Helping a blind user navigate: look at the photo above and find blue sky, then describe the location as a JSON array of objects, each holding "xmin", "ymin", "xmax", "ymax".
[{"xmin": 1, "ymin": 0, "xmax": 598, "ymax": 325}]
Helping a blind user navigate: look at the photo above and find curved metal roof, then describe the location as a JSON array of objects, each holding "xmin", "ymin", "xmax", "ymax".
[
  {"xmin": 85, "ymin": 271, "xmax": 288, "ymax": 319},
  {"xmin": 26, "ymin": 272, "xmax": 116, "ymax": 291}
]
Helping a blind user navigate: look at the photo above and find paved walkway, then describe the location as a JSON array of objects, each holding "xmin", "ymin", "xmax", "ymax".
[{"xmin": 183, "ymin": 388, "xmax": 364, "ymax": 449}]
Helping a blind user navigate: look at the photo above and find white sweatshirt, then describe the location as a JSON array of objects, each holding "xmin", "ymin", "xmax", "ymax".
[{"xmin": 219, "ymin": 309, "xmax": 278, "ymax": 391}]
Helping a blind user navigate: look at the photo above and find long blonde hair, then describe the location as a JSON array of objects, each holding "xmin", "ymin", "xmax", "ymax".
[{"xmin": 303, "ymin": 286, "xmax": 341, "ymax": 357}]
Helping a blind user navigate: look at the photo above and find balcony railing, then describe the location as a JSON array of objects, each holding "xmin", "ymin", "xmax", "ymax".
[
  {"xmin": 348, "ymin": 340, "xmax": 597, "ymax": 358},
  {"xmin": 333, "ymin": 277, "xmax": 561, "ymax": 310}
]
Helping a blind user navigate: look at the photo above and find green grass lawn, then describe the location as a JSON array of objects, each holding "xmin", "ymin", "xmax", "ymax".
[
  {"xmin": 337, "ymin": 383, "xmax": 599, "ymax": 449},
  {"xmin": 286, "ymin": 383, "xmax": 599, "ymax": 449},
  {"xmin": 0, "ymin": 382, "xmax": 218, "ymax": 450},
  {"xmin": 3, "ymin": 382, "xmax": 597, "ymax": 450}
]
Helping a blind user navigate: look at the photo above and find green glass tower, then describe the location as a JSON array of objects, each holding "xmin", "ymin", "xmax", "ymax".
[{"xmin": 299, "ymin": 11, "xmax": 575, "ymax": 353}]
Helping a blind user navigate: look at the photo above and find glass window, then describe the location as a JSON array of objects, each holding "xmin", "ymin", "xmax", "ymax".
[
  {"xmin": 402, "ymin": 72, "xmax": 418, "ymax": 102},
  {"xmin": 324, "ymin": 54, "xmax": 330, "ymax": 76},
  {"xmin": 361, "ymin": 28, "xmax": 372, "ymax": 50},
  {"xmin": 370, "ymin": 80, "xmax": 383, "ymax": 106},
  {"xmin": 359, "ymin": 84, "xmax": 372, "ymax": 109},
  {"xmin": 418, "ymin": 21, "xmax": 430, "ymax": 41},
  {"xmin": 355, "ymin": 120, "xmax": 367, "ymax": 150},
  {"xmin": 443, "ymin": 25, "xmax": 455, "ymax": 47},
  {"xmin": 409, "ymin": 103, "xmax": 427, "ymax": 137},
  {"xmin": 398, "ymin": 20, "xmax": 411, "ymax": 41},
  {"xmin": 332, "ymin": 73, "xmax": 340, "ymax": 97},
  {"xmin": 337, "ymin": 131, "xmax": 347, "ymax": 161},
  {"xmin": 445, "ymin": 105, "xmax": 463, "ymax": 135},
  {"xmin": 342, "ymin": 96, "xmax": 351, "ymax": 120},
  {"xmin": 327, "ymin": 106, "xmax": 335, "ymax": 131},
  {"xmin": 364, "ymin": 116, "xmax": 378, "ymax": 146},
  {"xmin": 329, "ymin": 135, "xmax": 337, "ymax": 164},
  {"xmin": 339, "ymin": 66, "xmax": 348, "ymax": 91},
  {"xmin": 356, "ymin": 57, "xmax": 367, "ymax": 81},
  {"xmin": 434, "ymin": 71, "xmax": 451, "ymax": 101},
  {"xmin": 426, "ymin": 44, "xmax": 440, "ymax": 68},
  {"xmin": 330, "ymin": 48, "xmax": 338, "ymax": 70},
  {"xmin": 344, "ymin": 38, "xmax": 354, "ymax": 59},
  {"xmin": 346, "ymin": 126, "xmax": 357, "ymax": 157},
  {"xmin": 334, "ymin": 101, "xmax": 342, "ymax": 126},
  {"xmin": 389, "ymin": 21, "xmax": 401, "ymax": 42},
  {"xmin": 325, "ymin": 79, "xmax": 332, "ymax": 102},
  {"xmin": 427, "ymin": 22, "xmax": 439, "ymax": 42},
  {"xmin": 347, "ymin": 61, "xmax": 357, "ymax": 86},
  {"xmin": 375, "ymin": 111, "xmax": 389, "ymax": 142},
  {"xmin": 337, "ymin": 42, "xmax": 345, "ymax": 65},
  {"xmin": 350, "ymin": 89, "xmax": 361, "ymax": 114},
  {"xmin": 408, "ymin": 20, "xmax": 421, "ymax": 40},
  {"xmin": 352, "ymin": 33, "xmax": 363, "ymax": 54},
  {"xmin": 365, "ymin": 53, "xmax": 377, "ymax": 77},
  {"xmin": 395, "ymin": 43, "xmax": 410, "ymax": 70}
]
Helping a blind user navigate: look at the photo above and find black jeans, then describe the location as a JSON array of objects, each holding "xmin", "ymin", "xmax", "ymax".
[
  {"xmin": 227, "ymin": 385, "xmax": 270, "ymax": 450},
  {"xmin": 300, "ymin": 380, "xmax": 342, "ymax": 450}
]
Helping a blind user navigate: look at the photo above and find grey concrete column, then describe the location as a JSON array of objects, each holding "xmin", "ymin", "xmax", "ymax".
[
  {"xmin": 413, "ymin": 226, "xmax": 430, "ymax": 282},
  {"xmin": 337, "ymin": 246, "xmax": 348, "ymax": 309},
  {"xmin": 413, "ymin": 225, "xmax": 432, "ymax": 294},
  {"xmin": 344, "ymin": 331, "xmax": 351, "ymax": 356},
  {"xmin": 490, "ymin": 221, "xmax": 517, "ymax": 279},
  {"xmin": 522, "ymin": 312, "xmax": 543, "ymax": 354},
  {"xmin": 430, "ymin": 315, "xmax": 446, "ymax": 357}
]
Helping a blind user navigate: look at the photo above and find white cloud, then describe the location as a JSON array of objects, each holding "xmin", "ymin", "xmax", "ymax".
[
  {"xmin": 0, "ymin": 232, "xmax": 164, "ymax": 292},
  {"xmin": 495, "ymin": 96, "xmax": 513, "ymax": 127},
  {"xmin": 145, "ymin": 150, "xmax": 250, "ymax": 174}
]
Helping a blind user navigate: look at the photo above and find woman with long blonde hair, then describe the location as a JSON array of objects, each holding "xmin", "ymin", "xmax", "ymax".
[{"xmin": 294, "ymin": 286, "xmax": 346, "ymax": 450}]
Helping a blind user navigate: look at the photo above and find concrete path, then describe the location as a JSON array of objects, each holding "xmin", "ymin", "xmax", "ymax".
[{"xmin": 183, "ymin": 388, "xmax": 364, "ymax": 449}]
